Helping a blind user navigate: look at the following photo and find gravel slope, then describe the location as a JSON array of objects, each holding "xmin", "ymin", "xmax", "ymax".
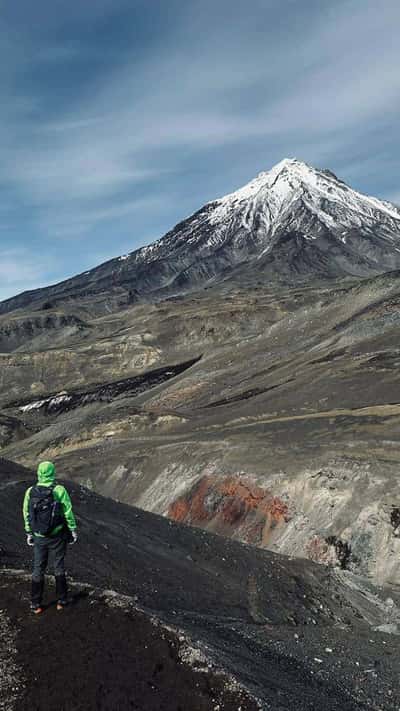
[{"xmin": 1, "ymin": 457, "xmax": 400, "ymax": 709}]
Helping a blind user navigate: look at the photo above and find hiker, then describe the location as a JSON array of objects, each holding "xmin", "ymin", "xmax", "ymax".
[{"xmin": 23, "ymin": 461, "xmax": 78, "ymax": 614}]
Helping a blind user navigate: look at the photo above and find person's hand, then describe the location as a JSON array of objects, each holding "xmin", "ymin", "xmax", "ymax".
[
  {"xmin": 70, "ymin": 530, "xmax": 78, "ymax": 545},
  {"xmin": 26, "ymin": 534, "xmax": 34, "ymax": 547}
]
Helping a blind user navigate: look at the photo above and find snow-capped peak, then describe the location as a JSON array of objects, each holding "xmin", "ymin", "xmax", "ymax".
[
  {"xmin": 3, "ymin": 159, "xmax": 400, "ymax": 316},
  {"xmin": 216, "ymin": 158, "xmax": 313, "ymax": 199},
  {"xmin": 208, "ymin": 158, "xmax": 400, "ymax": 230},
  {"xmin": 257, "ymin": 156, "xmax": 305, "ymax": 182}
]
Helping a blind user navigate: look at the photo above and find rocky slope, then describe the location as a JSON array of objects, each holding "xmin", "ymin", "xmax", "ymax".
[
  {"xmin": 2, "ymin": 272, "xmax": 400, "ymax": 585},
  {"xmin": 2, "ymin": 457, "xmax": 400, "ymax": 710}
]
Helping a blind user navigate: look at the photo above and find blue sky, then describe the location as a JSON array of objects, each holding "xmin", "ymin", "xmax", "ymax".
[{"xmin": 1, "ymin": 0, "xmax": 399, "ymax": 300}]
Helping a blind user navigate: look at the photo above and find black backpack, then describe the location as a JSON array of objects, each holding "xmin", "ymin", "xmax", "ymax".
[{"xmin": 28, "ymin": 485, "xmax": 64, "ymax": 536}]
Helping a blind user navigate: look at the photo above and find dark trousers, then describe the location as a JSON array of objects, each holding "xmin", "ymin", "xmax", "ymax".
[
  {"xmin": 32, "ymin": 533, "xmax": 67, "ymax": 581},
  {"xmin": 31, "ymin": 533, "xmax": 68, "ymax": 605}
]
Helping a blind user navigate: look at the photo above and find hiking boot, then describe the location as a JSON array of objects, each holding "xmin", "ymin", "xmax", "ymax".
[
  {"xmin": 56, "ymin": 600, "xmax": 68, "ymax": 611},
  {"xmin": 30, "ymin": 603, "xmax": 44, "ymax": 615}
]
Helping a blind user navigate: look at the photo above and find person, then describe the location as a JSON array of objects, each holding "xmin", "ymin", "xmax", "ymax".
[{"xmin": 23, "ymin": 461, "xmax": 78, "ymax": 614}]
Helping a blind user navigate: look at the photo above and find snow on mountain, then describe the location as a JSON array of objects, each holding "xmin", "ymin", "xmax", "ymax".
[
  {"xmin": 127, "ymin": 157, "xmax": 400, "ymax": 271},
  {"xmin": 207, "ymin": 157, "xmax": 400, "ymax": 245},
  {"xmin": 2, "ymin": 158, "xmax": 400, "ymax": 316},
  {"xmin": 212, "ymin": 158, "xmax": 400, "ymax": 223}
]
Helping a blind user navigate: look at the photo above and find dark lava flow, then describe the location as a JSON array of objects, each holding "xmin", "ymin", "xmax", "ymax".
[{"xmin": 10, "ymin": 356, "xmax": 201, "ymax": 416}]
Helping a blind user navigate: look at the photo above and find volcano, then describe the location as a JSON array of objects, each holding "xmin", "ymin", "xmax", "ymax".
[
  {"xmin": 1, "ymin": 159, "xmax": 400, "ymax": 317},
  {"xmin": 2, "ymin": 161, "xmax": 400, "ymax": 592}
]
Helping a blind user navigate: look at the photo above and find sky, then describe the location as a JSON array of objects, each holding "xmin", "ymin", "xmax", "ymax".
[{"xmin": 0, "ymin": 0, "xmax": 399, "ymax": 300}]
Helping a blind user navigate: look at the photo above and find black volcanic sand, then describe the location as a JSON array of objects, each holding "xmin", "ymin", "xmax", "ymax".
[
  {"xmin": 1, "ymin": 458, "xmax": 400, "ymax": 710},
  {"xmin": 2, "ymin": 574, "xmax": 256, "ymax": 711}
]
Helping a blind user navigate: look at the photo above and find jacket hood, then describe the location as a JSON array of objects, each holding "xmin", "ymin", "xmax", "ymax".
[{"xmin": 37, "ymin": 461, "xmax": 56, "ymax": 485}]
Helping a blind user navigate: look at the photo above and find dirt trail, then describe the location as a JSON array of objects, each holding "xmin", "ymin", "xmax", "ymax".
[
  {"xmin": 222, "ymin": 402, "xmax": 400, "ymax": 430},
  {"xmin": 0, "ymin": 572, "xmax": 258, "ymax": 711}
]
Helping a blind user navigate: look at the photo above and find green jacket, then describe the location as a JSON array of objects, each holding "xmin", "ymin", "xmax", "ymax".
[{"xmin": 23, "ymin": 461, "xmax": 77, "ymax": 537}]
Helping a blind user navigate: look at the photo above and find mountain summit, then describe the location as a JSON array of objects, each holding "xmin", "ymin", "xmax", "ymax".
[
  {"xmin": 2, "ymin": 159, "xmax": 400, "ymax": 315},
  {"xmin": 210, "ymin": 158, "xmax": 400, "ymax": 241}
]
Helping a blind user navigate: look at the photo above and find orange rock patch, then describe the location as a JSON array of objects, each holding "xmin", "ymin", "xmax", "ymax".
[{"xmin": 168, "ymin": 475, "xmax": 290, "ymax": 546}]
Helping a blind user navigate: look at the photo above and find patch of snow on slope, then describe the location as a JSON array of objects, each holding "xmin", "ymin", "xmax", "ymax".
[
  {"xmin": 20, "ymin": 400, "xmax": 46, "ymax": 413},
  {"xmin": 20, "ymin": 394, "xmax": 72, "ymax": 413}
]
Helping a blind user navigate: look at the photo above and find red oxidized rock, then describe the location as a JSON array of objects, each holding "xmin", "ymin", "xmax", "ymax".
[{"xmin": 168, "ymin": 474, "xmax": 290, "ymax": 548}]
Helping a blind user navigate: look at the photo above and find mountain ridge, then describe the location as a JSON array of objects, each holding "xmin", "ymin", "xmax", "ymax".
[{"xmin": 2, "ymin": 159, "xmax": 400, "ymax": 317}]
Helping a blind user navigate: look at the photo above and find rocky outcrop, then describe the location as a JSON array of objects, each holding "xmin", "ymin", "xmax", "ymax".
[
  {"xmin": 0, "ymin": 313, "xmax": 88, "ymax": 353},
  {"xmin": 0, "ymin": 415, "xmax": 33, "ymax": 450},
  {"xmin": 168, "ymin": 475, "xmax": 290, "ymax": 546}
]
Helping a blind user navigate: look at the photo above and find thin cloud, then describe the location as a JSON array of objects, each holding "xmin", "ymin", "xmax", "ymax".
[
  {"xmin": 0, "ymin": 0, "xmax": 399, "ymax": 298},
  {"xmin": 0, "ymin": 249, "xmax": 55, "ymax": 301},
  {"xmin": 46, "ymin": 194, "xmax": 170, "ymax": 238},
  {"xmin": 3, "ymin": 0, "xmax": 400, "ymax": 206}
]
